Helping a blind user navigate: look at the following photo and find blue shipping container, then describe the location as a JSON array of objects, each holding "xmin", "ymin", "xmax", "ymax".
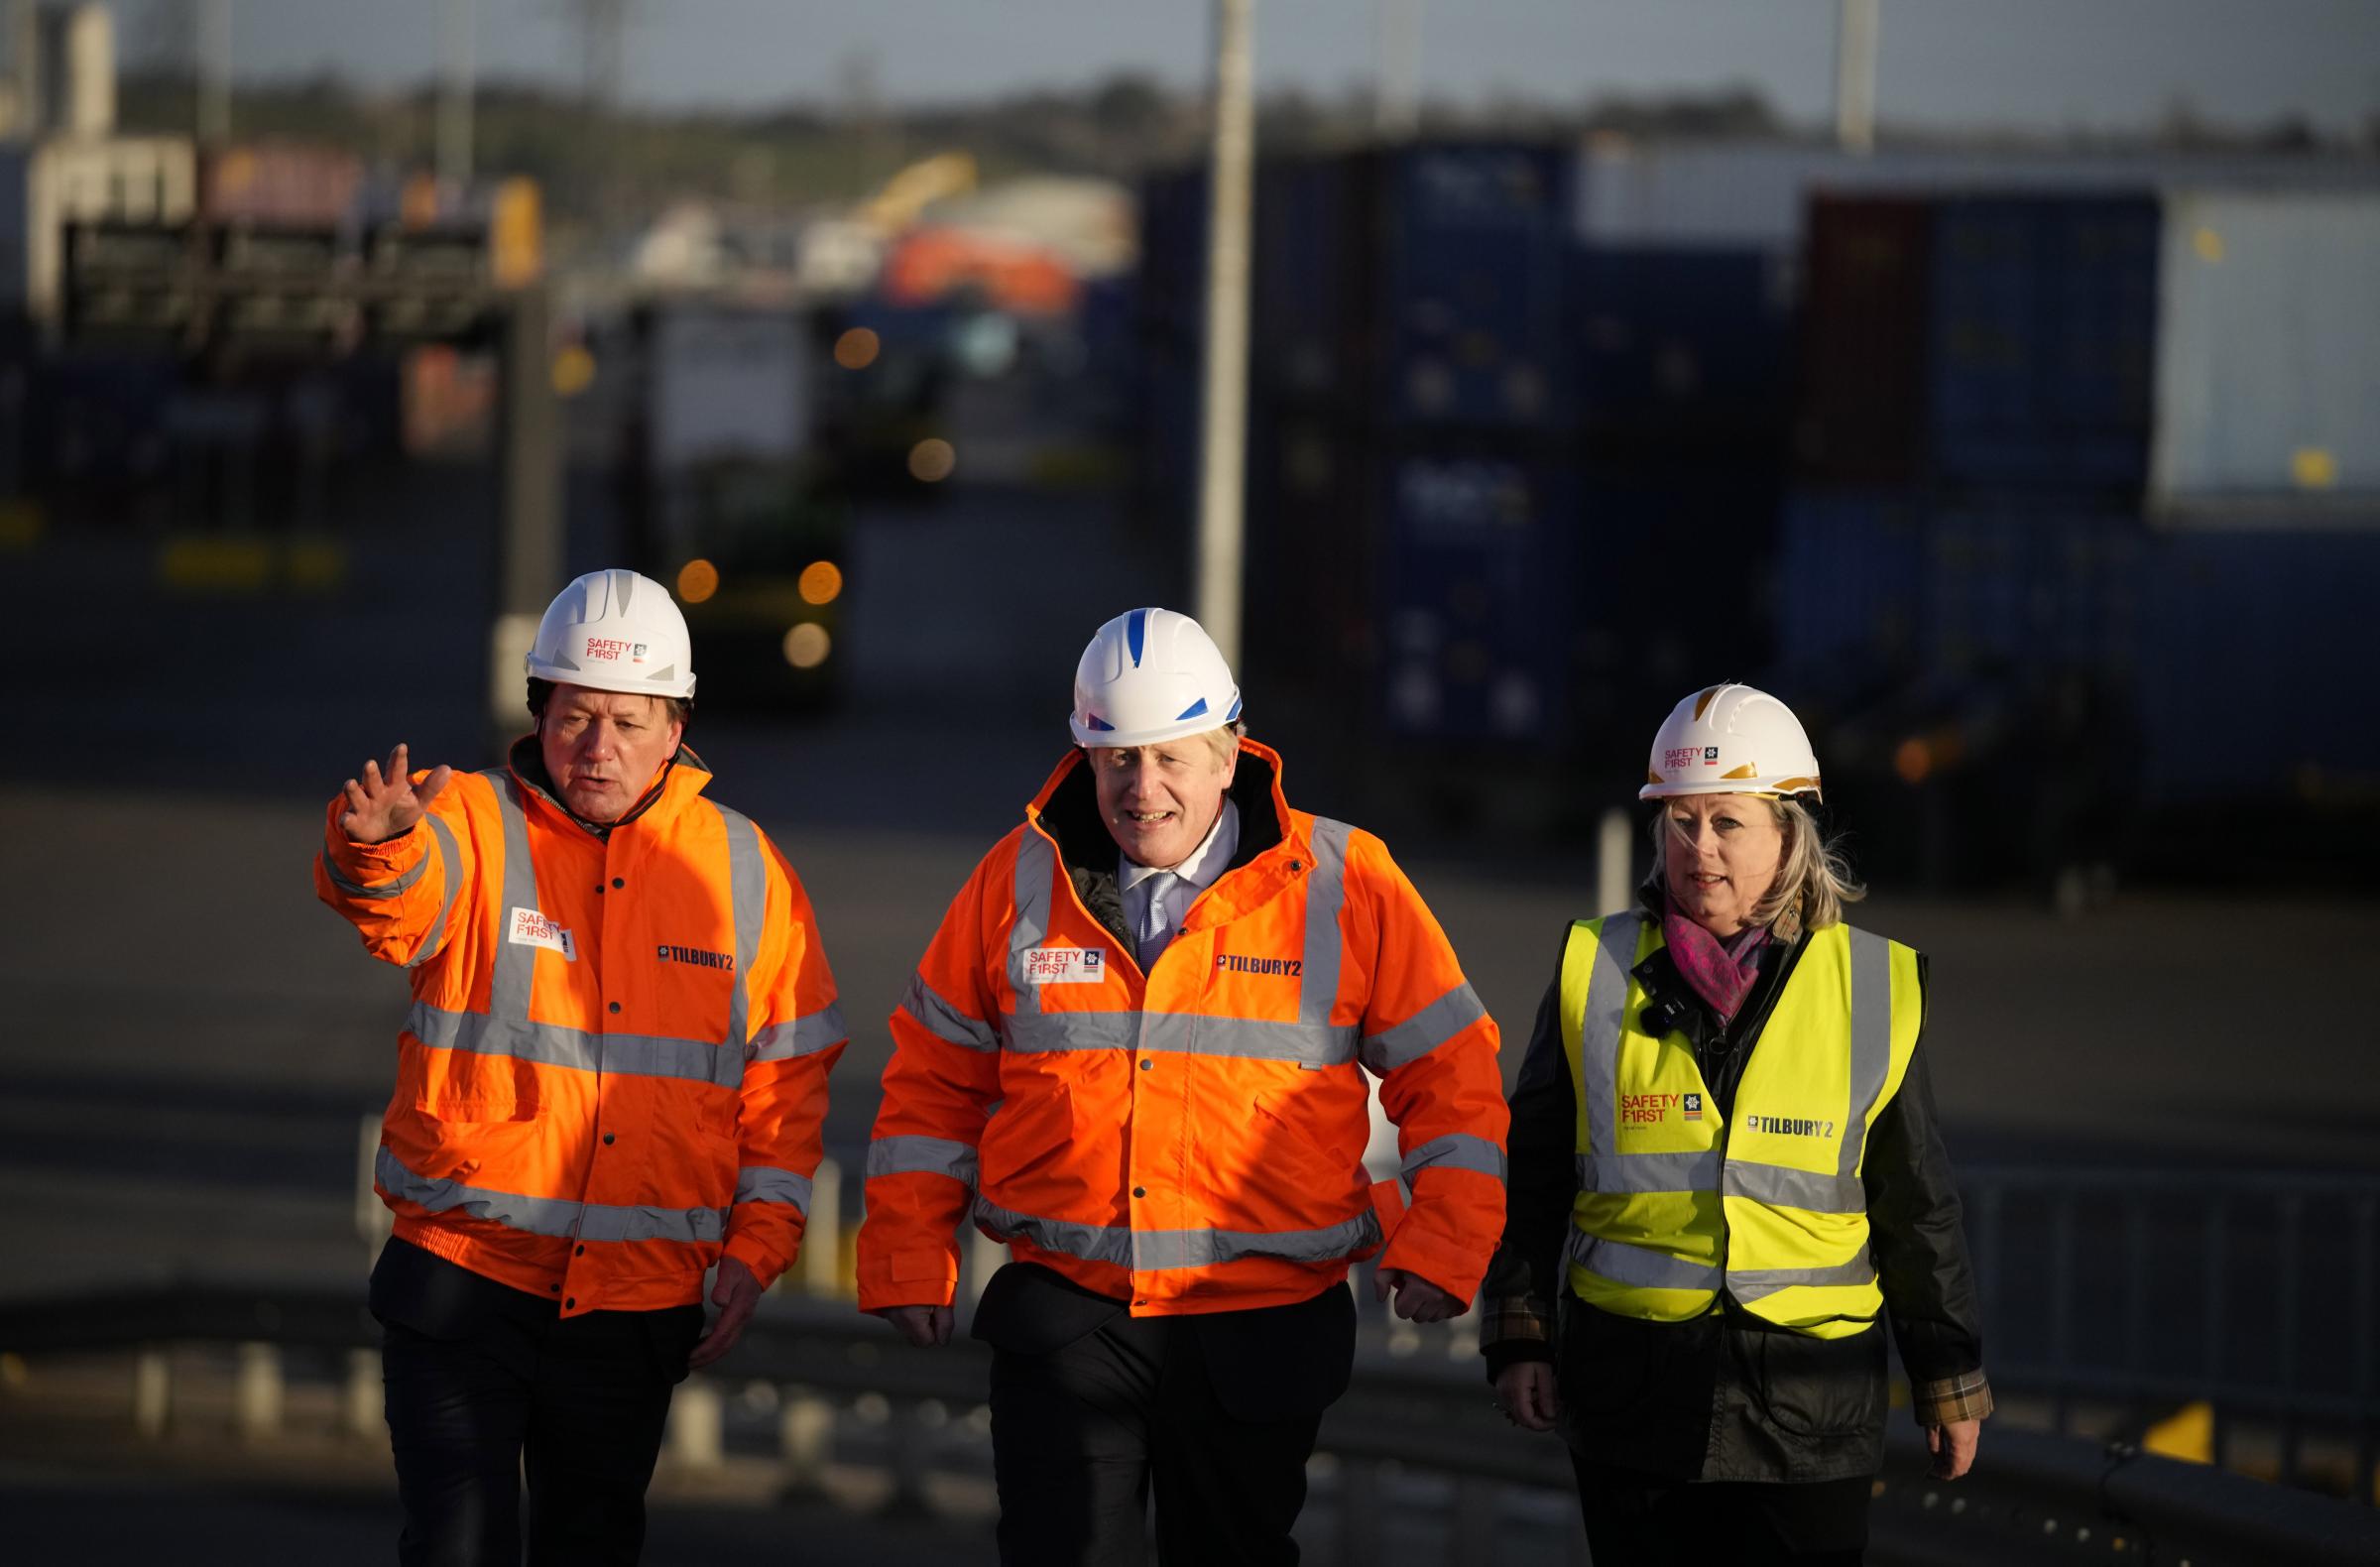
[
  {"xmin": 2135, "ymin": 524, "xmax": 2380, "ymax": 801},
  {"xmin": 1376, "ymin": 450, "xmax": 1576, "ymax": 742},
  {"xmin": 1926, "ymin": 194, "xmax": 2159, "ymax": 491},
  {"xmin": 1569, "ymin": 246, "xmax": 1793, "ymax": 446},
  {"xmin": 1375, "ymin": 144, "xmax": 1573, "ymax": 431}
]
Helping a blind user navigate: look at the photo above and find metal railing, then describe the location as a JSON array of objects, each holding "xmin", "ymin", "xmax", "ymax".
[{"xmin": 1964, "ymin": 1165, "xmax": 2380, "ymax": 1501}]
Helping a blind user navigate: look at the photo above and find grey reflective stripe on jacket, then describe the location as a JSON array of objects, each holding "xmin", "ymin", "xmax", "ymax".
[
  {"xmin": 1004, "ymin": 1009, "xmax": 1358, "ymax": 1066},
  {"xmin": 407, "ymin": 1001, "xmax": 747, "ymax": 1089},
  {"xmin": 1298, "ymin": 817, "xmax": 1352, "ymax": 1028},
  {"xmin": 1361, "ymin": 981, "xmax": 1489, "ymax": 1074},
  {"xmin": 1563, "ymin": 1224, "xmax": 1723, "ymax": 1291},
  {"xmin": 733, "ymin": 1164, "xmax": 813, "ymax": 1214},
  {"xmin": 899, "ymin": 972, "xmax": 999, "ymax": 1052},
  {"xmin": 750, "ymin": 1006, "xmax": 848, "ymax": 1064},
  {"xmin": 1403, "ymin": 1132, "xmax": 1507, "ymax": 1184},
  {"xmin": 319, "ymin": 852, "xmax": 428, "ymax": 901},
  {"xmin": 378, "ymin": 1144, "xmax": 727, "ymax": 1244},
  {"xmin": 712, "ymin": 803, "xmax": 768, "ymax": 1058},
  {"xmin": 1577, "ymin": 912, "xmax": 1640, "ymax": 1164},
  {"xmin": 405, "ymin": 815, "xmax": 465, "ymax": 970},
  {"xmin": 973, "ymin": 1195, "xmax": 1384, "ymax": 1273},
  {"xmin": 867, "ymin": 1135, "xmax": 980, "ymax": 1188},
  {"xmin": 1000, "ymin": 815, "xmax": 1362, "ymax": 1064}
]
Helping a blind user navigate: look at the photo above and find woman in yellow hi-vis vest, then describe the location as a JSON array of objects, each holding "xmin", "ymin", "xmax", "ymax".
[{"xmin": 1480, "ymin": 685, "xmax": 1988, "ymax": 1566}]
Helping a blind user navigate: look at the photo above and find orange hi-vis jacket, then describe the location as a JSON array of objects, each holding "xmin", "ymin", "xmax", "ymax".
[
  {"xmin": 315, "ymin": 741, "xmax": 846, "ymax": 1316},
  {"xmin": 858, "ymin": 741, "xmax": 1507, "ymax": 1316}
]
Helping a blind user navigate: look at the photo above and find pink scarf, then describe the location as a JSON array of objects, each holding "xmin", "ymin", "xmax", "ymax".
[{"xmin": 1661, "ymin": 904, "xmax": 1771, "ymax": 1024}]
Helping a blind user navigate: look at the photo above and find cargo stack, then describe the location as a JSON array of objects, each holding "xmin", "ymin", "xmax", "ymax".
[
  {"xmin": 1777, "ymin": 186, "xmax": 2380, "ymax": 882},
  {"xmin": 1141, "ymin": 143, "xmax": 1580, "ymax": 780}
]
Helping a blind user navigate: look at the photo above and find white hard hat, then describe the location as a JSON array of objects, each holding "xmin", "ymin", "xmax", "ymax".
[
  {"xmin": 1639, "ymin": 683, "xmax": 1821, "ymax": 800},
  {"xmin": 1069, "ymin": 607, "xmax": 1243, "ymax": 749},
  {"xmin": 526, "ymin": 569, "xmax": 697, "ymax": 700}
]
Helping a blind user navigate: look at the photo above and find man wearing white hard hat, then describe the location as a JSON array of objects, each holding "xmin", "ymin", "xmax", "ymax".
[
  {"xmin": 1480, "ymin": 684, "xmax": 1988, "ymax": 1565},
  {"xmin": 858, "ymin": 607, "xmax": 1509, "ymax": 1563},
  {"xmin": 315, "ymin": 568, "xmax": 848, "ymax": 1565}
]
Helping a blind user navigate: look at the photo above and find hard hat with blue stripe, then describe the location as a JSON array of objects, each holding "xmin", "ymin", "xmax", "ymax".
[{"xmin": 1069, "ymin": 607, "xmax": 1244, "ymax": 749}]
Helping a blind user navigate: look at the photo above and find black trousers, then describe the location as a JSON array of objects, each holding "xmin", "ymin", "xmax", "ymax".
[
  {"xmin": 371, "ymin": 1238, "xmax": 705, "ymax": 1567},
  {"xmin": 1571, "ymin": 1458, "xmax": 1871, "ymax": 1567},
  {"xmin": 977, "ymin": 1264, "xmax": 1357, "ymax": 1567}
]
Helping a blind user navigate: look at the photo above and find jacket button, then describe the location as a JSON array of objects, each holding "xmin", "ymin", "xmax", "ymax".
[
  {"xmin": 548, "ymin": 1283, "xmax": 560, "ymax": 1293},
  {"xmin": 1138, "ymin": 1059, "xmax": 1152, "ymax": 1071},
  {"xmin": 608, "ymin": 1001, "xmax": 621, "ymax": 1014},
  {"xmin": 564, "ymin": 1296, "xmax": 575, "ymax": 1309},
  {"xmin": 603, "ymin": 1133, "xmax": 616, "ymax": 1145},
  {"xmin": 1132, "ymin": 1186, "xmax": 1146, "ymax": 1198},
  {"xmin": 1290, "ymin": 860, "xmax": 1303, "ymax": 873},
  {"xmin": 594, "ymin": 884, "xmax": 604, "ymax": 896},
  {"xmin": 575, "ymin": 1245, "xmax": 585, "ymax": 1256},
  {"xmin": 612, "ymin": 877, "xmax": 624, "ymax": 890}
]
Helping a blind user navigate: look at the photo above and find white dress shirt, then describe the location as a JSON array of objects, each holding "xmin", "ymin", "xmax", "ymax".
[{"xmin": 1119, "ymin": 799, "xmax": 1240, "ymax": 970}]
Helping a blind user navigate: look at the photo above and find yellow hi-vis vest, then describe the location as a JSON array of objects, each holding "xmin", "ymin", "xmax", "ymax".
[{"xmin": 1560, "ymin": 913, "xmax": 1923, "ymax": 1339}]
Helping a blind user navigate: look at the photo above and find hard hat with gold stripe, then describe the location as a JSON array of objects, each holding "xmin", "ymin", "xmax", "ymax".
[{"xmin": 1639, "ymin": 683, "xmax": 1822, "ymax": 800}]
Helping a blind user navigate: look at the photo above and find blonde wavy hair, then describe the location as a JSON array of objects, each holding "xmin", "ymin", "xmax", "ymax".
[{"xmin": 1642, "ymin": 796, "xmax": 1865, "ymax": 944}]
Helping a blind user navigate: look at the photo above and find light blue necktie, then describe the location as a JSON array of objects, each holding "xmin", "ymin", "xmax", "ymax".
[{"xmin": 1136, "ymin": 871, "xmax": 1178, "ymax": 972}]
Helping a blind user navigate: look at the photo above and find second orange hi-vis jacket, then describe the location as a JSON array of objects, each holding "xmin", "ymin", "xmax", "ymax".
[
  {"xmin": 858, "ymin": 740, "xmax": 1507, "ymax": 1316},
  {"xmin": 315, "ymin": 739, "xmax": 846, "ymax": 1315}
]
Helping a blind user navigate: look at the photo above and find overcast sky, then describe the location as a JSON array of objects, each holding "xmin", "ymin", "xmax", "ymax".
[{"xmin": 132, "ymin": 0, "xmax": 2380, "ymax": 135}]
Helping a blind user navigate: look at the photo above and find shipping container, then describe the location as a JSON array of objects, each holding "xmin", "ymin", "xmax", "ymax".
[
  {"xmin": 1371, "ymin": 142, "xmax": 1572, "ymax": 430},
  {"xmin": 1568, "ymin": 245, "xmax": 1793, "ymax": 452},
  {"xmin": 2136, "ymin": 522, "xmax": 2380, "ymax": 801},
  {"xmin": 2150, "ymin": 192, "xmax": 2380, "ymax": 509},
  {"xmin": 1575, "ymin": 139, "xmax": 2380, "ymax": 253},
  {"xmin": 1797, "ymin": 191, "xmax": 2164, "ymax": 492},
  {"xmin": 1795, "ymin": 196, "xmax": 1933, "ymax": 484},
  {"xmin": 1926, "ymin": 194, "xmax": 2159, "ymax": 489},
  {"xmin": 1375, "ymin": 447, "xmax": 1577, "ymax": 743},
  {"xmin": 1921, "ymin": 501, "xmax": 2146, "ymax": 681},
  {"xmin": 1135, "ymin": 165, "xmax": 1208, "ymax": 347},
  {"xmin": 1252, "ymin": 155, "xmax": 1364, "ymax": 405},
  {"xmin": 1774, "ymin": 489, "xmax": 1927, "ymax": 686}
]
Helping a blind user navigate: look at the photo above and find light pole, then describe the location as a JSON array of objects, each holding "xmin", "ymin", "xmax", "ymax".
[
  {"xmin": 1194, "ymin": 0, "xmax": 1254, "ymax": 663},
  {"xmin": 1835, "ymin": 0, "xmax": 1878, "ymax": 155},
  {"xmin": 438, "ymin": 0, "xmax": 476, "ymax": 192}
]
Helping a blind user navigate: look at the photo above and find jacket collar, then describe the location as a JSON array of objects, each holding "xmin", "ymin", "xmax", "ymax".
[{"xmin": 505, "ymin": 735, "xmax": 713, "ymax": 841}]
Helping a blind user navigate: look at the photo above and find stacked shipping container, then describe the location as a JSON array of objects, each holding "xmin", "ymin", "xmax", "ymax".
[{"xmin": 1780, "ymin": 186, "xmax": 2380, "ymax": 839}]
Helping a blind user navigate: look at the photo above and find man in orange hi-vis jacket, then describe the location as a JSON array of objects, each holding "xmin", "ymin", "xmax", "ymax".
[
  {"xmin": 316, "ymin": 568, "xmax": 845, "ymax": 1567},
  {"xmin": 859, "ymin": 606, "xmax": 1507, "ymax": 1565}
]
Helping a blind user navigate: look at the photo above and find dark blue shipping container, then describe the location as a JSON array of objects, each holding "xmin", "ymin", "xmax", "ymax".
[
  {"xmin": 1136, "ymin": 165, "xmax": 1210, "ymax": 345},
  {"xmin": 1774, "ymin": 490, "xmax": 1929, "ymax": 689},
  {"xmin": 2136, "ymin": 524, "xmax": 2380, "ymax": 802},
  {"xmin": 1922, "ymin": 501, "xmax": 2146, "ymax": 681},
  {"xmin": 1569, "ymin": 247, "xmax": 1793, "ymax": 449},
  {"xmin": 1926, "ymin": 194, "xmax": 2159, "ymax": 491},
  {"xmin": 1373, "ymin": 144, "xmax": 1572, "ymax": 431},
  {"xmin": 1253, "ymin": 157, "xmax": 1363, "ymax": 403},
  {"xmin": 1375, "ymin": 449, "xmax": 1577, "ymax": 742}
]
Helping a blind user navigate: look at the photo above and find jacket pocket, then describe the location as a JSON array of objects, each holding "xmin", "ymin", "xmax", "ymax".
[
  {"xmin": 979, "ymin": 1081, "xmax": 1075, "ymax": 1188},
  {"xmin": 403, "ymin": 1103, "xmax": 540, "ymax": 1183},
  {"xmin": 1250, "ymin": 1091, "xmax": 1360, "ymax": 1183},
  {"xmin": 1744, "ymin": 1322, "xmax": 1886, "ymax": 1439}
]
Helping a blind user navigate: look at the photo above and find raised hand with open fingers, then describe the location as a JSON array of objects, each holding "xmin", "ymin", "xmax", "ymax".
[{"xmin": 339, "ymin": 743, "xmax": 452, "ymax": 845}]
